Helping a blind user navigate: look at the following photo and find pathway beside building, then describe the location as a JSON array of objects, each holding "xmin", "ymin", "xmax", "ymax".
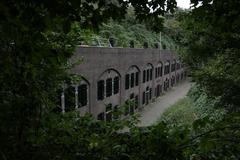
[{"xmin": 138, "ymin": 80, "xmax": 192, "ymax": 126}]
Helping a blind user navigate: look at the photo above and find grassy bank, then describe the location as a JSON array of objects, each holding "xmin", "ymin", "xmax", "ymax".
[{"xmin": 159, "ymin": 97, "xmax": 197, "ymax": 127}]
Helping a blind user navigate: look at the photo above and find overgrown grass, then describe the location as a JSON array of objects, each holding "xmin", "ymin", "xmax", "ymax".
[{"xmin": 159, "ymin": 97, "xmax": 197, "ymax": 127}]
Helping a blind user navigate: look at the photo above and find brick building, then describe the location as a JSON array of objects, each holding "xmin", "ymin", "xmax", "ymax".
[{"xmin": 61, "ymin": 46, "xmax": 186, "ymax": 120}]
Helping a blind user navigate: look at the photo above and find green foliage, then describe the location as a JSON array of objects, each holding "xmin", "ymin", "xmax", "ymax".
[
  {"xmin": 187, "ymin": 84, "xmax": 226, "ymax": 122},
  {"xmin": 160, "ymin": 97, "xmax": 197, "ymax": 128},
  {"xmin": 27, "ymin": 112, "xmax": 139, "ymax": 160},
  {"xmin": 176, "ymin": 0, "xmax": 240, "ymax": 110},
  {"xmin": 76, "ymin": 8, "xmax": 178, "ymax": 49},
  {"xmin": 159, "ymin": 88, "xmax": 240, "ymax": 159},
  {"xmin": 0, "ymin": 1, "xmax": 177, "ymax": 159},
  {"xmin": 1, "ymin": 0, "xmax": 240, "ymax": 159}
]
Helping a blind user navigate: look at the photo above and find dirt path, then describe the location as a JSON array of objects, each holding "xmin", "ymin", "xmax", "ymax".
[{"xmin": 138, "ymin": 80, "xmax": 192, "ymax": 127}]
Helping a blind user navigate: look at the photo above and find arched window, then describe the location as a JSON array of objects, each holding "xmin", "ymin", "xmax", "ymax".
[
  {"xmin": 125, "ymin": 66, "xmax": 140, "ymax": 89},
  {"xmin": 97, "ymin": 80, "xmax": 104, "ymax": 100},
  {"xmin": 164, "ymin": 61, "xmax": 170, "ymax": 75},
  {"xmin": 97, "ymin": 69, "xmax": 121, "ymax": 101},
  {"xmin": 78, "ymin": 84, "xmax": 87, "ymax": 107},
  {"xmin": 113, "ymin": 76, "xmax": 119, "ymax": 94},
  {"xmin": 143, "ymin": 63, "xmax": 153, "ymax": 83},
  {"xmin": 64, "ymin": 85, "xmax": 75, "ymax": 112},
  {"xmin": 171, "ymin": 60, "xmax": 176, "ymax": 72},
  {"xmin": 155, "ymin": 62, "xmax": 163, "ymax": 78},
  {"xmin": 60, "ymin": 77, "xmax": 90, "ymax": 113}
]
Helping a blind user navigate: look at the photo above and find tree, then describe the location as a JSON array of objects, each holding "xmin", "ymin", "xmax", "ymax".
[
  {"xmin": 0, "ymin": 1, "xmax": 177, "ymax": 159},
  {"xmin": 177, "ymin": 0, "xmax": 240, "ymax": 110}
]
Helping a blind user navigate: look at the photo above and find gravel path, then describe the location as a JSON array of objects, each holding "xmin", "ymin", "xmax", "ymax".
[{"xmin": 138, "ymin": 80, "xmax": 192, "ymax": 127}]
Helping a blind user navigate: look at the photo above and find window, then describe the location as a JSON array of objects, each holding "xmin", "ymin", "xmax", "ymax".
[
  {"xmin": 147, "ymin": 69, "xmax": 149, "ymax": 81},
  {"xmin": 156, "ymin": 85, "xmax": 160, "ymax": 97},
  {"xmin": 125, "ymin": 74, "xmax": 130, "ymax": 89},
  {"xmin": 130, "ymin": 73, "xmax": 134, "ymax": 88},
  {"xmin": 150, "ymin": 69, "xmax": 153, "ymax": 80},
  {"xmin": 135, "ymin": 72, "xmax": 139, "ymax": 86},
  {"xmin": 97, "ymin": 112, "xmax": 105, "ymax": 120},
  {"xmin": 130, "ymin": 93, "xmax": 134, "ymax": 99},
  {"xmin": 65, "ymin": 86, "xmax": 75, "ymax": 111},
  {"xmin": 164, "ymin": 63, "xmax": 170, "ymax": 75},
  {"xmin": 135, "ymin": 95, "xmax": 139, "ymax": 109},
  {"xmin": 155, "ymin": 68, "xmax": 158, "ymax": 78},
  {"xmin": 171, "ymin": 63, "xmax": 176, "ymax": 72},
  {"xmin": 113, "ymin": 77, "xmax": 119, "ymax": 94},
  {"xmin": 106, "ymin": 103, "xmax": 112, "ymax": 121},
  {"xmin": 78, "ymin": 84, "xmax": 87, "ymax": 107},
  {"xmin": 160, "ymin": 67, "xmax": 162, "ymax": 76},
  {"xmin": 149, "ymin": 88, "xmax": 152, "ymax": 100},
  {"xmin": 106, "ymin": 78, "xmax": 112, "ymax": 97},
  {"xmin": 143, "ymin": 70, "xmax": 146, "ymax": 83},
  {"xmin": 159, "ymin": 85, "xmax": 162, "ymax": 94},
  {"xmin": 97, "ymin": 80, "xmax": 104, "ymax": 100},
  {"xmin": 142, "ymin": 92, "xmax": 145, "ymax": 105}
]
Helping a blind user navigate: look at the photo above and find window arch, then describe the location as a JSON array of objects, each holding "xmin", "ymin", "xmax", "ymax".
[
  {"xmin": 125, "ymin": 65, "xmax": 140, "ymax": 90},
  {"xmin": 60, "ymin": 77, "xmax": 90, "ymax": 113},
  {"xmin": 164, "ymin": 61, "xmax": 170, "ymax": 75},
  {"xmin": 171, "ymin": 60, "xmax": 176, "ymax": 72},
  {"xmin": 155, "ymin": 61, "xmax": 163, "ymax": 78},
  {"xmin": 97, "ymin": 69, "xmax": 121, "ymax": 101},
  {"xmin": 143, "ymin": 63, "xmax": 153, "ymax": 83},
  {"xmin": 78, "ymin": 78, "xmax": 90, "ymax": 108}
]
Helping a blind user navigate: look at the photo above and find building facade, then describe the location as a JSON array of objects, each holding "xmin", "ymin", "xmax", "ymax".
[{"xmin": 62, "ymin": 46, "xmax": 186, "ymax": 120}]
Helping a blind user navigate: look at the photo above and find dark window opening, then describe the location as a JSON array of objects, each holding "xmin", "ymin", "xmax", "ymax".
[
  {"xmin": 114, "ymin": 77, "xmax": 119, "ymax": 94},
  {"xmin": 130, "ymin": 93, "xmax": 134, "ymax": 99},
  {"xmin": 97, "ymin": 80, "xmax": 104, "ymax": 100},
  {"xmin": 130, "ymin": 73, "xmax": 134, "ymax": 88},
  {"xmin": 155, "ymin": 68, "xmax": 158, "ymax": 78},
  {"xmin": 160, "ymin": 67, "xmax": 162, "ymax": 76},
  {"xmin": 78, "ymin": 84, "xmax": 87, "ymax": 107},
  {"xmin": 106, "ymin": 78, "xmax": 112, "ymax": 97},
  {"xmin": 149, "ymin": 88, "xmax": 152, "ymax": 100},
  {"xmin": 171, "ymin": 63, "xmax": 176, "ymax": 72},
  {"xmin": 125, "ymin": 74, "xmax": 130, "ymax": 89},
  {"xmin": 156, "ymin": 86, "xmax": 159, "ymax": 97},
  {"xmin": 135, "ymin": 72, "xmax": 139, "ymax": 86},
  {"xmin": 143, "ymin": 70, "xmax": 146, "ymax": 83},
  {"xmin": 147, "ymin": 69, "xmax": 149, "ymax": 81},
  {"xmin": 150, "ymin": 69, "xmax": 153, "ymax": 80},
  {"xmin": 135, "ymin": 95, "xmax": 139, "ymax": 109},
  {"xmin": 65, "ymin": 86, "xmax": 75, "ymax": 111},
  {"xmin": 97, "ymin": 112, "xmax": 105, "ymax": 120},
  {"xmin": 164, "ymin": 65, "xmax": 170, "ymax": 75},
  {"xmin": 142, "ymin": 92, "xmax": 145, "ymax": 105}
]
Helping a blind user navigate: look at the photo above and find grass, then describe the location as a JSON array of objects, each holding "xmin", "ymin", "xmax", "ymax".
[{"xmin": 159, "ymin": 97, "xmax": 197, "ymax": 127}]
